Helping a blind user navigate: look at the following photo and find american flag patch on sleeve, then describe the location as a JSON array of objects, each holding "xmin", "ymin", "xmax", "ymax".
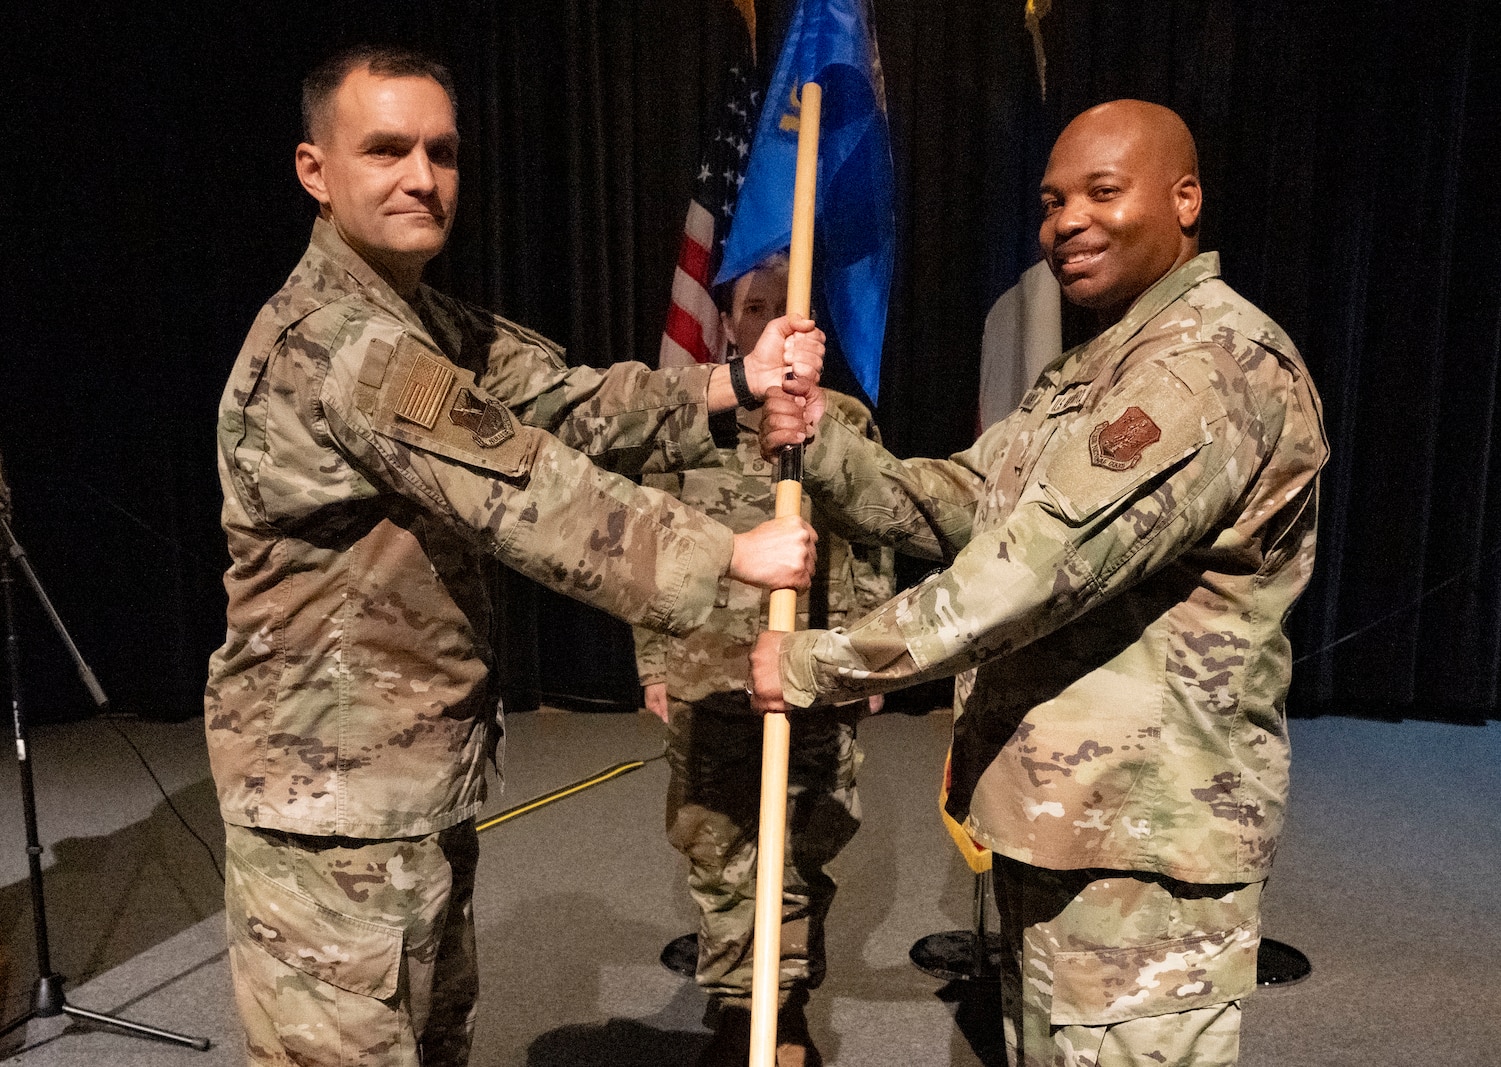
[{"xmin": 393, "ymin": 350, "xmax": 455, "ymax": 429}]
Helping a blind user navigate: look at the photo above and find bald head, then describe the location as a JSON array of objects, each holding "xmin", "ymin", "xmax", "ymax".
[
  {"xmin": 1039, "ymin": 100, "xmax": 1202, "ymax": 324},
  {"xmin": 1062, "ymin": 100, "xmax": 1199, "ymax": 186}
]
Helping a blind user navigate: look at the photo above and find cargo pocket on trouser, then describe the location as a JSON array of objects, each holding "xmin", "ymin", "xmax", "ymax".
[
  {"xmin": 225, "ymin": 837, "xmax": 408, "ymax": 1067},
  {"xmin": 1046, "ymin": 921, "xmax": 1259, "ymax": 1067}
]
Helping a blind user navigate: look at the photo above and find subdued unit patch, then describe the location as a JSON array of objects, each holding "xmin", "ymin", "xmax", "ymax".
[{"xmin": 1089, "ymin": 406, "xmax": 1161, "ymax": 471}]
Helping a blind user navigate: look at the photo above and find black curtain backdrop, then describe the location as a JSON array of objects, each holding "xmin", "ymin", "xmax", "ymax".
[{"xmin": 2, "ymin": 1, "xmax": 1497, "ymax": 723}]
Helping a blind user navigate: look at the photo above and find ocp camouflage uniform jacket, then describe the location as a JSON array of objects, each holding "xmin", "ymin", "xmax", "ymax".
[
  {"xmin": 778, "ymin": 254, "xmax": 1327, "ymax": 884},
  {"xmin": 207, "ymin": 219, "xmax": 739, "ymax": 840},
  {"xmin": 632, "ymin": 392, "xmax": 895, "ymax": 706}
]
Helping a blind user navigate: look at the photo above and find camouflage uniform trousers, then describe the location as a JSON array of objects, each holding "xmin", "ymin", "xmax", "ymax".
[
  {"xmin": 665, "ymin": 694, "xmax": 862, "ymax": 1006},
  {"xmin": 224, "ymin": 821, "xmax": 480, "ymax": 1066},
  {"xmin": 993, "ymin": 856, "xmax": 1262, "ymax": 1067}
]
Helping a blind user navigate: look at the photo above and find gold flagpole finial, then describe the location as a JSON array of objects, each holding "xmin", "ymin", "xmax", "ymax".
[
  {"xmin": 732, "ymin": 0, "xmax": 758, "ymax": 62},
  {"xmin": 1025, "ymin": 0, "xmax": 1052, "ymax": 100}
]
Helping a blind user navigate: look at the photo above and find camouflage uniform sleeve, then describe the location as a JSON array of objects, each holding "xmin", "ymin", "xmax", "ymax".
[
  {"xmin": 800, "ymin": 402, "xmax": 994, "ymax": 563},
  {"xmin": 780, "ymin": 346, "xmax": 1266, "ymax": 706},
  {"xmin": 632, "ymin": 625, "xmax": 670, "ymax": 686},
  {"xmin": 630, "ymin": 469, "xmax": 682, "ymax": 682},
  {"xmin": 435, "ymin": 291, "xmax": 721, "ymax": 477},
  {"xmin": 320, "ymin": 323, "xmax": 733, "ymax": 637},
  {"xmin": 849, "ymin": 541, "xmax": 897, "ymax": 616},
  {"xmin": 821, "ymin": 393, "xmax": 898, "ymax": 614}
]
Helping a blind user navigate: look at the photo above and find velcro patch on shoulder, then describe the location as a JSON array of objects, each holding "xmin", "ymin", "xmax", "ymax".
[
  {"xmin": 353, "ymin": 337, "xmax": 397, "ymax": 414},
  {"xmin": 1164, "ymin": 353, "xmax": 1218, "ymax": 396},
  {"xmin": 1038, "ymin": 396, "xmax": 1212, "ymax": 527},
  {"xmin": 369, "ymin": 334, "xmax": 535, "ymax": 478},
  {"xmin": 358, "ymin": 338, "xmax": 396, "ymax": 389}
]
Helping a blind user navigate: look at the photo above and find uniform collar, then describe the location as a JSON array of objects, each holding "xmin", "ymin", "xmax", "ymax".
[
  {"xmin": 1062, "ymin": 252, "xmax": 1221, "ymax": 385},
  {"xmin": 307, "ymin": 216, "xmax": 430, "ymax": 334}
]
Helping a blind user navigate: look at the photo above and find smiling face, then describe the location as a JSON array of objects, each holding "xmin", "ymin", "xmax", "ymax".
[
  {"xmin": 295, "ymin": 66, "xmax": 459, "ymax": 296},
  {"xmin": 1039, "ymin": 100, "xmax": 1201, "ymax": 326}
]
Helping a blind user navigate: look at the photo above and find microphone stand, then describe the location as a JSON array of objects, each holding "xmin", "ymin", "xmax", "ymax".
[{"xmin": 0, "ymin": 497, "xmax": 210, "ymax": 1050}]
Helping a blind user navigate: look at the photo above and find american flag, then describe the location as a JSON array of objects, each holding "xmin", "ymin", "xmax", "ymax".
[{"xmin": 658, "ymin": 4, "xmax": 762, "ymax": 368}]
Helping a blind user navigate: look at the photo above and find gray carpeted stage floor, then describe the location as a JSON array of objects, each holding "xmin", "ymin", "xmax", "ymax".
[{"xmin": 1, "ymin": 708, "xmax": 1498, "ymax": 1065}]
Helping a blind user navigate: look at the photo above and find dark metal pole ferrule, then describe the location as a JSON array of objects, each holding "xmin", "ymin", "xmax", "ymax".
[{"xmin": 778, "ymin": 443, "xmax": 804, "ymax": 484}]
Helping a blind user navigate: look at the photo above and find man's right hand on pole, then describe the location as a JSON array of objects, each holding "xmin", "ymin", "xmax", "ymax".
[
  {"xmin": 729, "ymin": 515, "xmax": 818, "ymax": 591},
  {"xmin": 758, "ymin": 384, "xmax": 825, "ymax": 460}
]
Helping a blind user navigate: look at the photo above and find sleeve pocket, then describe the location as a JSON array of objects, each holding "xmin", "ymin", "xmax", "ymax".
[
  {"xmin": 1037, "ymin": 414, "xmax": 1211, "ymax": 527},
  {"xmin": 228, "ymin": 857, "xmax": 404, "ymax": 1000},
  {"xmin": 1049, "ymin": 921, "xmax": 1259, "ymax": 1027}
]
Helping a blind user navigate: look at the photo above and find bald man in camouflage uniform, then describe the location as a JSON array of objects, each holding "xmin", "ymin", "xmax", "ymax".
[
  {"xmin": 208, "ymin": 46, "xmax": 823, "ymax": 1067},
  {"xmin": 753, "ymin": 101, "xmax": 1328, "ymax": 1066},
  {"xmin": 635, "ymin": 388, "xmax": 892, "ymax": 1067}
]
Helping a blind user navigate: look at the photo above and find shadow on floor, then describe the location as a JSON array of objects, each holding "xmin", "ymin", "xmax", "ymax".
[
  {"xmin": 527, "ymin": 1016, "xmax": 713, "ymax": 1066},
  {"xmin": 0, "ymin": 776, "xmax": 223, "ymax": 1056},
  {"xmin": 939, "ymin": 979, "xmax": 1009, "ymax": 1066}
]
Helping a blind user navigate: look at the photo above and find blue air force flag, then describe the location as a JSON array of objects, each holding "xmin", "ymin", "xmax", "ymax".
[{"xmin": 716, "ymin": 0, "xmax": 893, "ymax": 405}]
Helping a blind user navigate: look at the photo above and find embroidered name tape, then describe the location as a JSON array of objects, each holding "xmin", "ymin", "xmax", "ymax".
[{"xmin": 1048, "ymin": 384, "xmax": 1088, "ymax": 417}]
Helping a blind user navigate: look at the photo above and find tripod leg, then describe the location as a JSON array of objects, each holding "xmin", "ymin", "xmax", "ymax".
[
  {"xmin": 60, "ymin": 1003, "xmax": 212, "ymax": 1051},
  {"xmin": 2, "ymin": 554, "xmax": 213, "ymax": 1052}
]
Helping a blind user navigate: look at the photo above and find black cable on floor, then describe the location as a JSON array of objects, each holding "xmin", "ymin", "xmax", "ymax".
[
  {"xmin": 1294, "ymin": 540, "xmax": 1501, "ymax": 665},
  {"xmin": 103, "ymin": 716, "xmax": 224, "ymax": 883}
]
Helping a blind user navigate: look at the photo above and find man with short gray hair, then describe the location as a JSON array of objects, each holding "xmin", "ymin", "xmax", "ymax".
[{"xmin": 208, "ymin": 44, "xmax": 825, "ymax": 1066}]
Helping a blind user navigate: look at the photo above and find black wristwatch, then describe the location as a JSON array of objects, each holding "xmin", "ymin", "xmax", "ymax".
[{"xmin": 728, "ymin": 356, "xmax": 761, "ymax": 410}]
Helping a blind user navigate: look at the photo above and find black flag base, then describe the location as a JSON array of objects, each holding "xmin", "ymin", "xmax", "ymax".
[
  {"xmin": 660, "ymin": 933, "xmax": 700, "ymax": 979},
  {"xmin": 908, "ymin": 929, "xmax": 1006, "ymax": 983},
  {"xmin": 1256, "ymin": 938, "xmax": 1313, "ymax": 986},
  {"xmin": 905, "ymin": 869, "xmax": 1311, "ymax": 988},
  {"xmin": 908, "ymin": 869, "xmax": 1004, "ymax": 983}
]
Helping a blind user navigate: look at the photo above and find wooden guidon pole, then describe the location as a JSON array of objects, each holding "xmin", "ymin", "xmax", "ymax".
[{"xmin": 749, "ymin": 79, "xmax": 821, "ymax": 1067}]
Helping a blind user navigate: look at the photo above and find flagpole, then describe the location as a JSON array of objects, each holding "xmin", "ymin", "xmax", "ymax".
[{"xmin": 749, "ymin": 78, "xmax": 820, "ymax": 1067}]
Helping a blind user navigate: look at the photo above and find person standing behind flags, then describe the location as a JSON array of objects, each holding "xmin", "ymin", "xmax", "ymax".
[
  {"xmin": 752, "ymin": 100, "xmax": 1328, "ymax": 1067},
  {"xmin": 635, "ymin": 254, "xmax": 893, "ymax": 1067}
]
